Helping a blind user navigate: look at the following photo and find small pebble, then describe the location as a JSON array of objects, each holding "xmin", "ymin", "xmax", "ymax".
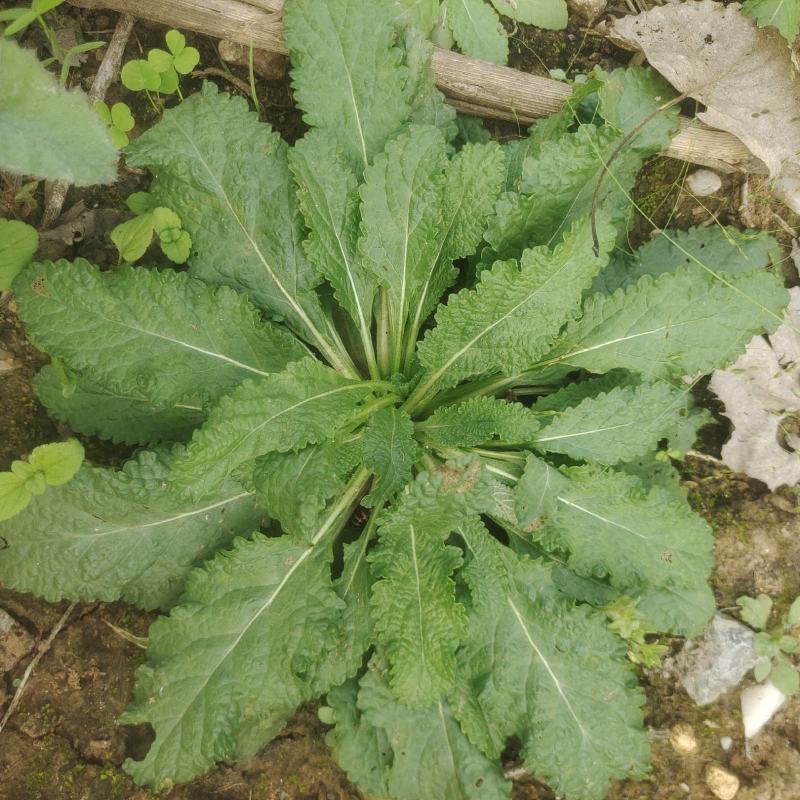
[
  {"xmin": 720, "ymin": 736, "xmax": 733, "ymax": 751},
  {"xmin": 670, "ymin": 723, "xmax": 698, "ymax": 755},
  {"xmin": 687, "ymin": 169, "xmax": 722, "ymax": 197},
  {"xmin": 567, "ymin": 0, "xmax": 607, "ymax": 21},
  {"xmin": 705, "ymin": 763, "xmax": 740, "ymax": 800},
  {"xmin": 775, "ymin": 174, "xmax": 800, "ymax": 215}
]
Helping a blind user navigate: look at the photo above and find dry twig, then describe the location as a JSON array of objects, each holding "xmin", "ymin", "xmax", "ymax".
[
  {"xmin": 68, "ymin": 0, "xmax": 764, "ymax": 175},
  {"xmin": 42, "ymin": 13, "xmax": 135, "ymax": 228},
  {"xmin": 0, "ymin": 602, "xmax": 77, "ymax": 735}
]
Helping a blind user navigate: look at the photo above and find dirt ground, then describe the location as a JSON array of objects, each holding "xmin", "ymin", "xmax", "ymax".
[{"xmin": 2, "ymin": 6, "xmax": 800, "ymax": 800}]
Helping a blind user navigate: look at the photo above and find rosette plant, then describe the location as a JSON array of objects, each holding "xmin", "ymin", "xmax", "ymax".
[{"xmin": 0, "ymin": 0, "xmax": 788, "ymax": 797}]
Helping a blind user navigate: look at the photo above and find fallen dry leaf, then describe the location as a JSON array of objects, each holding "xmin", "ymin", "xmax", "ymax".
[
  {"xmin": 612, "ymin": 1, "xmax": 800, "ymax": 182},
  {"xmin": 710, "ymin": 288, "xmax": 800, "ymax": 490}
]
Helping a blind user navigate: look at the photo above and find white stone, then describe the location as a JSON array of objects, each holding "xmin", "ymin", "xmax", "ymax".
[
  {"xmin": 741, "ymin": 681, "xmax": 787, "ymax": 739},
  {"xmin": 704, "ymin": 764, "xmax": 740, "ymax": 800},
  {"xmin": 775, "ymin": 173, "xmax": 800, "ymax": 215},
  {"xmin": 670, "ymin": 723, "xmax": 698, "ymax": 755},
  {"xmin": 676, "ymin": 614, "xmax": 760, "ymax": 705},
  {"xmin": 687, "ymin": 169, "xmax": 722, "ymax": 197},
  {"xmin": 567, "ymin": 0, "xmax": 607, "ymax": 21},
  {"xmin": 720, "ymin": 736, "xmax": 733, "ymax": 751}
]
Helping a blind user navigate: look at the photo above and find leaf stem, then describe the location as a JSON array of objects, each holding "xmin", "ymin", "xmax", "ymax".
[
  {"xmin": 311, "ymin": 466, "xmax": 371, "ymax": 546},
  {"xmin": 376, "ymin": 291, "xmax": 392, "ymax": 377},
  {"xmin": 247, "ymin": 44, "xmax": 260, "ymax": 115},
  {"xmin": 343, "ymin": 392, "xmax": 400, "ymax": 430}
]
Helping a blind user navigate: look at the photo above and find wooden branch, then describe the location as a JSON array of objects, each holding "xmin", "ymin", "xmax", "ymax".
[
  {"xmin": 43, "ymin": 12, "xmax": 135, "ymax": 227},
  {"xmin": 69, "ymin": 0, "xmax": 766, "ymax": 174}
]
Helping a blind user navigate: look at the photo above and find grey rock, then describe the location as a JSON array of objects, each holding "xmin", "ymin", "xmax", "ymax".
[{"xmin": 676, "ymin": 614, "xmax": 760, "ymax": 705}]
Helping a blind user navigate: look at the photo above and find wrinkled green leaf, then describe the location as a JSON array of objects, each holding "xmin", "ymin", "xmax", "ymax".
[
  {"xmin": 490, "ymin": 0, "xmax": 567, "ymax": 28},
  {"xmin": 743, "ymin": 0, "xmax": 800, "ymax": 42},
  {"xmin": 0, "ymin": 218, "xmax": 38, "ymax": 291},
  {"xmin": 446, "ymin": 0, "xmax": 508, "ymax": 64},
  {"xmin": 15, "ymin": 259, "xmax": 307, "ymax": 406},
  {"xmin": 0, "ymin": 38, "xmax": 116, "ymax": 184},
  {"xmin": 0, "ymin": 449, "xmax": 261, "ymax": 609},
  {"xmin": 284, "ymin": 0, "xmax": 411, "ymax": 175}
]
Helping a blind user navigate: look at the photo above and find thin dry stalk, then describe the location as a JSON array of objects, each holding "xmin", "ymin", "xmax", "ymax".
[
  {"xmin": 0, "ymin": 602, "xmax": 77, "ymax": 735},
  {"xmin": 42, "ymin": 13, "xmax": 135, "ymax": 228}
]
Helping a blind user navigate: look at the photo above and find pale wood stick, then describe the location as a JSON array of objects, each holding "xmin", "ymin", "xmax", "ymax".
[
  {"xmin": 42, "ymin": 13, "xmax": 135, "ymax": 227},
  {"xmin": 0, "ymin": 603, "xmax": 77, "ymax": 735},
  {"xmin": 68, "ymin": 0, "xmax": 766, "ymax": 174}
]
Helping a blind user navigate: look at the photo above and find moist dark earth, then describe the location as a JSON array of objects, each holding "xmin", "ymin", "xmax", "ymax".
[{"xmin": 1, "ymin": 5, "xmax": 800, "ymax": 800}]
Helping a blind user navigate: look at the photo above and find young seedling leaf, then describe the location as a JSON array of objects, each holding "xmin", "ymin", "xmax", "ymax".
[
  {"xmin": 737, "ymin": 594, "xmax": 774, "ymax": 630},
  {"xmin": 27, "ymin": 438, "xmax": 84, "ymax": 485}
]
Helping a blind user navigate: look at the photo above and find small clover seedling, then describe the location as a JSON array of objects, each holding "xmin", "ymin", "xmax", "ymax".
[
  {"xmin": 95, "ymin": 100, "xmax": 135, "ymax": 148},
  {"xmin": 121, "ymin": 28, "xmax": 199, "ymax": 107},
  {"xmin": 111, "ymin": 193, "xmax": 192, "ymax": 264},
  {"xmin": 0, "ymin": 439, "xmax": 84, "ymax": 521},
  {"xmin": 737, "ymin": 593, "xmax": 800, "ymax": 695}
]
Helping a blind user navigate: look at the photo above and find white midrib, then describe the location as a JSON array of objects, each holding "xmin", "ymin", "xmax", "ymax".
[
  {"xmin": 410, "ymin": 524, "xmax": 428, "ymax": 677},
  {"xmin": 88, "ymin": 309, "xmax": 271, "ymax": 377},
  {"xmin": 507, "ymin": 595, "xmax": 588, "ymax": 737},
  {"xmin": 74, "ymin": 491, "xmax": 253, "ymax": 540},
  {"xmin": 535, "ymin": 421, "xmax": 635, "ymax": 443},
  {"xmin": 768, "ymin": 0, "xmax": 787, "ymax": 25},
  {"xmin": 209, "ymin": 382, "xmax": 367, "ymax": 469},
  {"xmin": 312, "ymin": 183, "xmax": 372, "ymax": 351},
  {"xmin": 437, "ymin": 701, "xmax": 465, "ymax": 797},
  {"xmin": 556, "ymin": 497, "xmax": 648, "ymax": 541},
  {"xmin": 406, "ymin": 191, "xmax": 466, "ymax": 361},
  {"xmin": 554, "ymin": 306, "xmax": 725, "ymax": 366},
  {"xmin": 331, "ymin": 26, "xmax": 369, "ymax": 171},
  {"xmin": 146, "ymin": 468, "xmax": 369, "ymax": 764},
  {"xmin": 419, "ymin": 252, "xmax": 582, "ymax": 400},
  {"xmin": 174, "ymin": 107, "xmax": 337, "ymax": 364}
]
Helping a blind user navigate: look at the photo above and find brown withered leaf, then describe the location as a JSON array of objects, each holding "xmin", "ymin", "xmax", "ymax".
[{"xmin": 612, "ymin": 1, "xmax": 800, "ymax": 180}]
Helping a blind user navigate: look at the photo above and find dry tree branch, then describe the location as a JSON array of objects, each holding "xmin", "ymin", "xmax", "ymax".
[{"xmin": 68, "ymin": 0, "xmax": 765, "ymax": 175}]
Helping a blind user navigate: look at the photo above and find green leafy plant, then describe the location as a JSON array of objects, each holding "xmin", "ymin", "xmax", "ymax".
[
  {"xmin": 396, "ymin": 0, "xmax": 568, "ymax": 64},
  {"xmin": 0, "ymin": 0, "xmax": 104, "ymax": 84},
  {"xmin": 742, "ymin": 0, "xmax": 800, "ymax": 44},
  {"xmin": 604, "ymin": 596, "xmax": 669, "ymax": 668},
  {"xmin": 0, "ymin": 37, "xmax": 117, "ymax": 183},
  {"xmin": 95, "ymin": 100, "xmax": 135, "ymax": 149},
  {"xmin": 737, "ymin": 594, "xmax": 800, "ymax": 695},
  {"xmin": 120, "ymin": 28, "xmax": 200, "ymax": 107},
  {"xmin": 0, "ymin": 217, "xmax": 38, "ymax": 290},
  {"xmin": 0, "ymin": 439, "xmax": 83, "ymax": 521},
  {"xmin": 111, "ymin": 193, "xmax": 192, "ymax": 264},
  {"xmin": 0, "ymin": 0, "xmax": 790, "ymax": 797}
]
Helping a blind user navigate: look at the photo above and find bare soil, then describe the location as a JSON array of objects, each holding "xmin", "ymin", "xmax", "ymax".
[{"xmin": 2, "ymin": 7, "xmax": 800, "ymax": 800}]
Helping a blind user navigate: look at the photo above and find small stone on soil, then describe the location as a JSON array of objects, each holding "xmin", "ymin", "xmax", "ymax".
[
  {"xmin": 0, "ymin": 608, "xmax": 34, "ymax": 673},
  {"xmin": 567, "ymin": 0, "xmax": 607, "ymax": 21},
  {"xmin": 670, "ymin": 723, "xmax": 699, "ymax": 755},
  {"xmin": 687, "ymin": 169, "xmax": 723, "ymax": 197},
  {"xmin": 676, "ymin": 614, "xmax": 760, "ymax": 705},
  {"xmin": 704, "ymin": 763, "xmax": 740, "ymax": 800}
]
